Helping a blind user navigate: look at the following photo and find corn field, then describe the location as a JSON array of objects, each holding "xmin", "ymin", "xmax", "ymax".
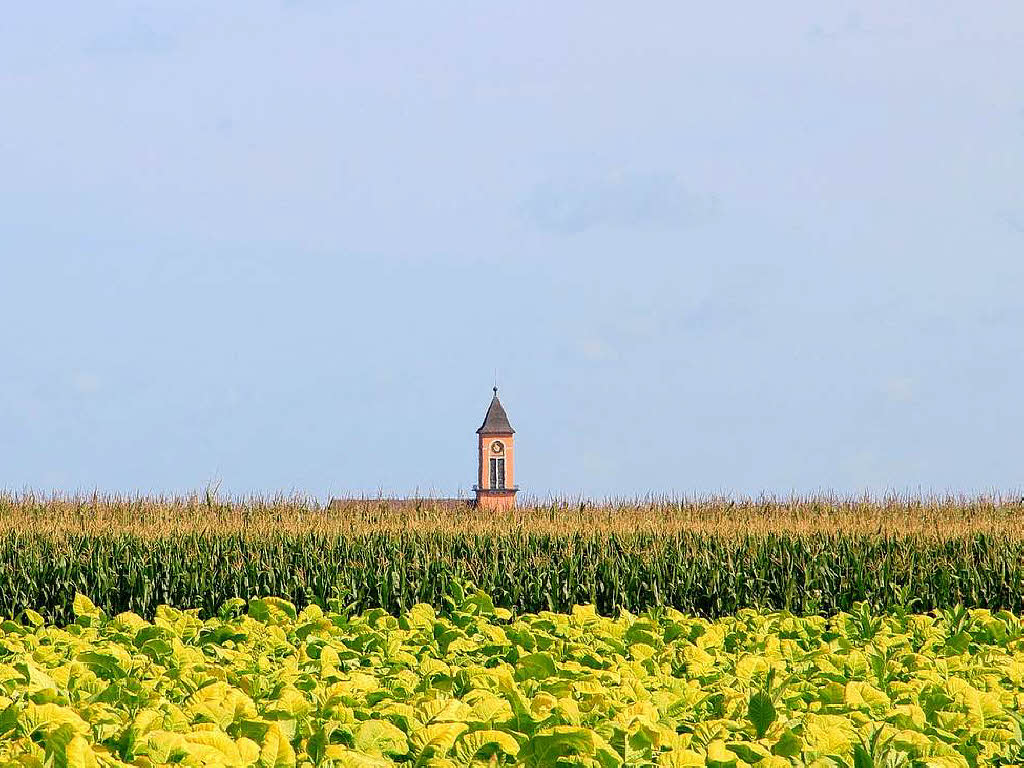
[{"xmin": 1, "ymin": 493, "xmax": 1023, "ymax": 624}]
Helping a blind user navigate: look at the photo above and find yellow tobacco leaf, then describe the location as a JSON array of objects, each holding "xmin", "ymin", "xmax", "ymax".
[
  {"xmin": 410, "ymin": 722, "xmax": 469, "ymax": 759},
  {"xmin": 352, "ymin": 719, "xmax": 408, "ymax": 758},
  {"xmin": 63, "ymin": 735, "xmax": 99, "ymax": 768},
  {"xmin": 706, "ymin": 739, "xmax": 738, "ymax": 767},
  {"xmin": 259, "ymin": 724, "xmax": 296, "ymax": 768},
  {"xmin": 453, "ymin": 729, "xmax": 521, "ymax": 762}
]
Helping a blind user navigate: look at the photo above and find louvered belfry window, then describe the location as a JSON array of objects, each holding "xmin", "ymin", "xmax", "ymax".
[{"xmin": 489, "ymin": 458, "xmax": 506, "ymax": 489}]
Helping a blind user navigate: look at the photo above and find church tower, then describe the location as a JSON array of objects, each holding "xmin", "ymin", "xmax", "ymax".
[{"xmin": 475, "ymin": 387, "xmax": 517, "ymax": 511}]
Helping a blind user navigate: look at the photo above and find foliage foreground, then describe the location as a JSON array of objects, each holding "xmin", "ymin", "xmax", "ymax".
[{"xmin": 4, "ymin": 592, "xmax": 1024, "ymax": 768}]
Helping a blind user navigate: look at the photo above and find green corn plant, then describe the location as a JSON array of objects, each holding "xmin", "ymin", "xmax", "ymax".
[{"xmin": 1, "ymin": 494, "xmax": 1024, "ymax": 621}]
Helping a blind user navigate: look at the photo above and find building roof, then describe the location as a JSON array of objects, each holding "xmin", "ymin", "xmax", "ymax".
[
  {"xmin": 327, "ymin": 497, "xmax": 473, "ymax": 510},
  {"xmin": 477, "ymin": 388, "xmax": 514, "ymax": 434}
]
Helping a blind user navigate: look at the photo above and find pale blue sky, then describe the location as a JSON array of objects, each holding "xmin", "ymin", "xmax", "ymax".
[{"xmin": 2, "ymin": 3, "xmax": 1022, "ymax": 499}]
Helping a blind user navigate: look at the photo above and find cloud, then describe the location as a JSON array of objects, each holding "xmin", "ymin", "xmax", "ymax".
[{"xmin": 521, "ymin": 172, "xmax": 715, "ymax": 235}]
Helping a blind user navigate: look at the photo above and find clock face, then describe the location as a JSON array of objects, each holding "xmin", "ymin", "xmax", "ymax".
[{"xmin": 491, "ymin": 441, "xmax": 504, "ymax": 454}]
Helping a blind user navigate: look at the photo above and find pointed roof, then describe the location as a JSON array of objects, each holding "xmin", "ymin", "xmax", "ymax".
[{"xmin": 477, "ymin": 387, "xmax": 514, "ymax": 434}]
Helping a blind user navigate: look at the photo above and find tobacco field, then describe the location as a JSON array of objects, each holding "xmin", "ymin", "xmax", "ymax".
[{"xmin": 3, "ymin": 587, "xmax": 1024, "ymax": 767}]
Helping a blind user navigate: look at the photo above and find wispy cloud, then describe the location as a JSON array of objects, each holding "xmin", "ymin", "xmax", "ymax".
[{"xmin": 521, "ymin": 172, "xmax": 716, "ymax": 235}]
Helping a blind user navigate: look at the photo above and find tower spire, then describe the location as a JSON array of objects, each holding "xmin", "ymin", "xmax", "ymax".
[{"xmin": 478, "ymin": 387, "xmax": 514, "ymax": 434}]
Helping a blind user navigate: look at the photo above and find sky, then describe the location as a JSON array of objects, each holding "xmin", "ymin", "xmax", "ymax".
[{"xmin": 2, "ymin": 2, "xmax": 1023, "ymax": 500}]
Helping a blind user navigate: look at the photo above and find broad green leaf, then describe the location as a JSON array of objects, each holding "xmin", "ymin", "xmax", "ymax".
[
  {"xmin": 852, "ymin": 743, "xmax": 874, "ymax": 768},
  {"xmin": 248, "ymin": 597, "xmax": 297, "ymax": 624},
  {"xmin": 76, "ymin": 651, "xmax": 127, "ymax": 681},
  {"xmin": 519, "ymin": 726, "xmax": 620, "ymax": 768},
  {"xmin": 0, "ymin": 703, "xmax": 21, "ymax": 738},
  {"xmin": 747, "ymin": 691, "xmax": 776, "ymax": 738},
  {"xmin": 771, "ymin": 729, "xmax": 802, "ymax": 758},
  {"xmin": 146, "ymin": 731, "xmax": 190, "ymax": 764},
  {"xmin": 727, "ymin": 741, "xmax": 771, "ymax": 764},
  {"xmin": 220, "ymin": 598, "xmax": 248, "ymax": 618},
  {"xmin": 515, "ymin": 652, "xmax": 557, "ymax": 681}
]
